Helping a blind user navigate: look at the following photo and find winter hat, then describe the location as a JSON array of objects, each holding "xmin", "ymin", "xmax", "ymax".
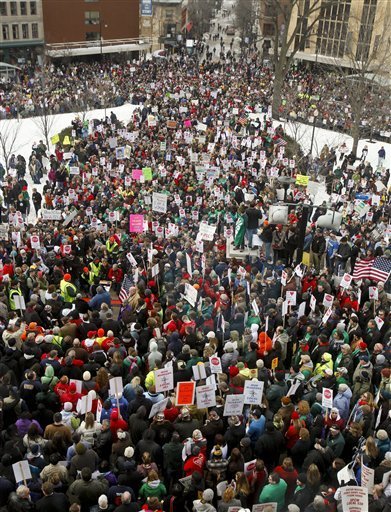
[
  {"xmin": 240, "ymin": 437, "xmax": 251, "ymax": 447},
  {"xmin": 64, "ymin": 402, "xmax": 73, "ymax": 412},
  {"xmin": 338, "ymin": 384, "xmax": 348, "ymax": 393},
  {"xmin": 98, "ymin": 495, "xmax": 108, "ymax": 510},
  {"xmin": 83, "ymin": 371, "xmax": 91, "ymax": 381},
  {"xmin": 358, "ymin": 341, "xmax": 367, "ymax": 350},
  {"xmin": 376, "ymin": 430, "xmax": 389, "ymax": 441},
  {"xmin": 291, "ymin": 411, "xmax": 300, "ymax": 420},
  {"xmin": 224, "ymin": 342, "xmax": 234, "ymax": 352},
  {"xmin": 97, "ymin": 328, "xmax": 105, "ymax": 337},
  {"xmin": 124, "ymin": 446, "xmax": 135, "ymax": 458},
  {"xmin": 281, "ymin": 396, "xmax": 292, "ymax": 406},
  {"xmin": 69, "ymin": 382, "xmax": 77, "ymax": 393},
  {"xmin": 324, "ymin": 368, "xmax": 333, "ymax": 376},
  {"xmin": 206, "ymin": 331, "xmax": 216, "ymax": 338},
  {"xmin": 381, "ymin": 368, "xmax": 391, "ymax": 378},
  {"xmin": 376, "ymin": 355, "xmax": 386, "ymax": 365},
  {"xmin": 297, "ymin": 473, "xmax": 307, "ymax": 484},
  {"xmin": 192, "ymin": 429, "xmax": 202, "ymax": 441},
  {"xmin": 202, "ymin": 489, "xmax": 214, "ymax": 502},
  {"xmin": 359, "ymin": 355, "xmax": 369, "ymax": 362},
  {"xmin": 288, "ymin": 505, "xmax": 300, "ymax": 512},
  {"xmin": 229, "ymin": 366, "xmax": 239, "ymax": 378},
  {"xmin": 256, "ymin": 359, "xmax": 264, "ymax": 368},
  {"xmin": 35, "ymin": 335, "xmax": 44, "ymax": 344}
]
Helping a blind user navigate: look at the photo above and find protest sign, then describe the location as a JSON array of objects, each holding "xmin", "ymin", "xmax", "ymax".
[
  {"xmin": 176, "ymin": 381, "xmax": 196, "ymax": 406},
  {"xmin": 148, "ymin": 397, "xmax": 169, "ymax": 419},
  {"xmin": 192, "ymin": 363, "xmax": 207, "ymax": 381},
  {"xmin": 252, "ymin": 504, "xmax": 277, "ymax": 512},
  {"xmin": 12, "ymin": 460, "xmax": 32, "ymax": 484},
  {"xmin": 244, "ymin": 459, "xmax": 257, "ymax": 476},
  {"xmin": 340, "ymin": 485, "xmax": 368, "ymax": 512},
  {"xmin": 361, "ymin": 456, "xmax": 374, "ymax": 493},
  {"xmin": 196, "ymin": 384, "xmax": 216, "ymax": 408},
  {"xmin": 69, "ymin": 379, "xmax": 82, "ymax": 394},
  {"xmin": 109, "ymin": 376, "xmax": 123, "ymax": 397},
  {"xmin": 209, "ymin": 356, "xmax": 222, "ymax": 374},
  {"xmin": 152, "ymin": 192, "xmax": 168, "ymax": 213},
  {"xmin": 154, "ymin": 367, "xmax": 174, "ymax": 393},
  {"xmin": 223, "ymin": 394, "xmax": 244, "ymax": 416},
  {"xmin": 340, "ymin": 273, "xmax": 353, "ymax": 289},
  {"xmin": 243, "ymin": 380, "xmax": 264, "ymax": 405},
  {"xmin": 184, "ymin": 283, "xmax": 198, "ymax": 307},
  {"xmin": 322, "ymin": 388, "xmax": 333, "ymax": 409},
  {"xmin": 199, "ymin": 222, "xmax": 216, "ymax": 241},
  {"xmin": 129, "ymin": 214, "xmax": 144, "ymax": 233},
  {"xmin": 286, "ymin": 291, "xmax": 297, "ymax": 306}
]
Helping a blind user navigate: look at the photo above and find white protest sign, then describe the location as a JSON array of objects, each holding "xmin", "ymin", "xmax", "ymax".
[
  {"xmin": 252, "ymin": 504, "xmax": 277, "ymax": 512},
  {"xmin": 151, "ymin": 263, "xmax": 160, "ymax": 277},
  {"xmin": 196, "ymin": 384, "xmax": 216, "ymax": 409},
  {"xmin": 30, "ymin": 235, "xmax": 40, "ymax": 250},
  {"xmin": 186, "ymin": 253, "xmax": 192, "ymax": 276},
  {"xmin": 286, "ymin": 291, "xmax": 297, "ymax": 306},
  {"xmin": 341, "ymin": 485, "xmax": 368, "ymax": 512},
  {"xmin": 281, "ymin": 270, "xmax": 287, "ymax": 286},
  {"xmin": 42, "ymin": 210, "xmax": 62, "ymax": 221},
  {"xmin": 298, "ymin": 301, "xmax": 306, "ymax": 318},
  {"xmin": 154, "ymin": 367, "xmax": 174, "ymax": 393},
  {"xmin": 323, "ymin": 294, "xmax": 334, "ymax": 308},
  {"xmin": 14, "ymin": 295, "xmax": 26, "ymax": 311},
  {"xmin": 368, "ymin": 286, "xmax": 378, "ymax": 300},
  {"xmin": 251, "ymin": 299, "xmax": 259, "ymax": 316},
  {"xmin": 322, "ymin": 307, "xmax": 333, "ymax": 324},
  {"xmin": 184, "ymin": 283, "xmax": 198, "ymax": 307},
  {"xmin": 126, "ymin": 252, "xmax": 138, "ymax": 267},
  {"xmin": 223, "ymin": 394, "xmax": 244, "ymax": 416},
  {"xmin": 244, "ymin": 459, "xmax": 257, "ymax": 476},
  {"xmin": 199, "ymin": 222, "xmax": 216, "ymax": 241},
  {"xmin": 340, "ymin": 273, "xmax": 353, "ymax": 289},
  {"xmin": 12, "ymin": 460, "xmax": 32, "ymax": 484},
  {"xmin": 209, "ymin": 356, "xmax": 222, "ymax": 374},
  {"xmin": 244, "ymin": 380, "xmax": 264, "ymax": 405},
  {"xmin": 192, "ymin": 363, "xmax": 207, "ymax": 381},
  {"xmin": 69, "ymin": 379, "xmax": 82, "ymax": 394},
  {"xmin": 282, "ymin": 300, "xmax": 288, "ymax": 316},
  {"xmin": 109, "ymin": 376, "xmax": 123, "ymax": 397},
  {"xmin": 310, "ymin": 294, "xmax": 317, "ymax": 312},
  {"xmin": 374, "ymin": 315, "xmax": 384, "ymax": 330},
  {"xmin": 382, "ymin": 470, "xmax": 391, "ymax": 487},
  {"xmin": 148, "ymin": 397, "xmax": 169, "ymax": 419},
  {"xmin": 361, "ymin": 456, "xmax": 374, "ymax": 493},
  {"xmin": 322, "ymin": 388, "xmax": 333, "ymax": 409},
  {"xmin": 287, "ymin": 380, "xmax": 301, "ymax": 397},
  {"xmin": 96, "ymin": 400, "xmax": 103, "ymax": 423},
  {"xmin": 337, "ymin": 463, "xmax": 356, "ymax": 485},
  {"xmin": 152, "ymin": 192, "xmax": 168, "ymax": 213}
]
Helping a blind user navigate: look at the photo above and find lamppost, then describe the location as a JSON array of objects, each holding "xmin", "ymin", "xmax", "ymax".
[
  {"xmin": 99, "ymin": 19, "xmax": 108, "ymax": 60},
  {"xmin": 309, "ymin": 108, "xmax": 319, "ymax": 155}
]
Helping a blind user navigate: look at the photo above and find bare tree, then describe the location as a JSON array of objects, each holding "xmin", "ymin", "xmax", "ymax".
[
  {"xmin": 187, "ymin": 0, "xmax": 215, "ymax": 38},
  {"xmin": 268, "ymin": 0, "xmax": 336, "ymax": 119},
  {"xmin": 235, "ymin": 0, "xmax": 256, "ymax": 42},
  {"xmin": 0, "ymin": 120, "xmax": 21, "ymax": 172},
  {"xmin": 32, "ymin": 72, "xmax": 56, "ymax": 150}
]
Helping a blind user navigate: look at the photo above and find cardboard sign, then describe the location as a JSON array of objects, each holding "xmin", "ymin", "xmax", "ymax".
[
  {"xmin": 148, "ymin": 397, "xmax": 169, "ymax": 419},
  {"xmin": 340, "ymin": 273, "xmax": 353, "ymax": 289},
  {"xmin": 69, "ymin": 379, "xmax": 82, "ymax": 394},
  {"xmin": 196, "ymin": 384, "xmax": 216, "ymax": 409},
  {"xmin": 126, "ymin": 252, "xmax": 138, "ymax": 267},
  {"xmin": 223, "ymin": 394, "xmax": 244, "ymax": 416},
  {"xmin": 96, "ymin": 400, "xmax": 103, "ymax": 423},
  {"xmin": 198, "ymin": 222, "xmax": 216, "ymax": 241},
  {"xmin": 374, "ymin": 315, "xmax": 384, "ymax": 330},
  {"xmin": 192, "ymin": 363, "xmax": 207, "ymax": 381},
  {"xmin": 176, "ymin": 381, "xmax": 196, "ymax": 406},
  {"xmin": 154, "ymin": 367, "xmax": 174, "ymax": 393},
  {"xmin": 129, "ymin": 214, "xmax": 144, "ymax": 233},
  {"xmin": 184, "ymin": 283, "xmax": 198, "ymax": 307},
  {"xmin": 209, "ymin": 356, "xmax": 222, "ymax": 374},
  {"xmin": 109, "ymin": 376, "xmax": 123, "ymax": 397},
  {"xmin": 340, "ymin": 485, "xmax": 368, "ymax": 512},
  {"xmin": 271, "ymin": 357, "xmax": 279, "ymax": 370},
  {"xmin": 310, "ymin": 294, "xmax": 316, "ymax": 312},
  {"xmin": 322, "ymin": 387, "xmax": 333, "ymax": 409},
  {"xmin": 281, "ymin": 271, "xmax": 287, "ymax": 287},
  {"xmin": 30, "ymin": 235, "xmax": 40, "ymax": 250},
  {"xmin": 361, "ymin": 456, "xmax": 374, "ymax": 493},
  {"xmin": 322, "ymin": 307, "xmax": 333, "ymax": 324},
  {"xmin": 244, "ymin": 380, "xmax": 264, "ymax": 405}
]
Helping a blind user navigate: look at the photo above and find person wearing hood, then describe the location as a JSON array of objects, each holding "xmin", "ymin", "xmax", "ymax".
[
  {"xmin": 41, "ymin": 364, "xmax": 59, "ymax": 390},
  {"xmin": 109, "ymin": 408, "xmax": 128, "ymax": 442},
  {"xmin": 273, "ymin": 326, "xmax": 290, "ymax": 362},
  {"xmin": 333, "ymin": 343, "xmax": 354, "ymax": 375},
  {"xmin": 139, "ymin": 469, "xmax": 167, "ymax": 501},
  {"xmin": 167, "ymin": 332, "xmax": 183, "ymax": 356},
  {"xmin": 193, "ymin": 489, "xmax": 216, "ymax": 512},
  {"xmin": 221, "ymin": 342, "xmax": 239, "ymax": 372},
  {"xmin": 60, "ymin": 402, "xmax": 78, "ymax": 430},
  {"xmin": 324, "ymin": 407, "xmax": 345, "ymax": 432},
  {"xmin": 333, "ymin": 384, "xmax": 352, "ymax": 421},
  {"xmin": 266, "ymin": 371, "xmax": 288, "ymax": 413},
  {"xmin": 299, "ymin": 354, "xmax": 314, "ymax": 380},
  {"xmin": 313, "ymin": 352, "xmax": 333, "ymax": 376},
  {"xmin": 352, "ymin": 355, "xmax": 373, "ymax": 403},
  {"xmin": 147, "ymin": 341, "xmax": 162, "ymax": 370}
]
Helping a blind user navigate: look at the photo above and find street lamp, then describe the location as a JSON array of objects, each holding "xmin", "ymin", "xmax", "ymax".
[
  {"xmin": 309, "ymin": 108, "xmax": 319, "ymax": 155},
  {"xmin": 99, "ymin": 19, "xmax": 108, "ymax": 60}
]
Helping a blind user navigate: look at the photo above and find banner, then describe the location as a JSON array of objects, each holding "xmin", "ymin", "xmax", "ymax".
[
  {"xmin": 176, "ymin": 381, "xmax": 196, "ymax": 406},
  {"xmin": 141, "ymin": 0, "xmax": 152, "ymax": 16},
  {"xmin": 199, "ymin": 222, "xmax": 216, "ymax": 241},
  {"xmin": 196, "ymin": 384, "xmax": 216, "ymax": 408},
  {"xmin": 340, "ymin": 485, "xmax": 368, "ymax": 512},
  {"xmin": 129, "ymin": 214, "xmax": 144, "ymax": 233}
]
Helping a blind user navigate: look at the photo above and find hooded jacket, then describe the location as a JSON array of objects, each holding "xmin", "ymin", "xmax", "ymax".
[
  {"xmin": 41, "ymin": 365, "xmax": 59, "ymax": 389},
  {"xmin": 139, "ymin": 479, "xmax": 167, "ymax": 500},
  {"xmin": 333, "ymin": 387, "xmax": 352, "ymax": 420}
]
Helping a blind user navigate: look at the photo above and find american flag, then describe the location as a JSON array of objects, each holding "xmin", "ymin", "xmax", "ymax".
[
  {"xmin": 119, "ymin": 275, "xmax": 133, "ymax": 303},
  {"xmin": 238, "ymin": 114, "xmax": 248, "ymax": 126},
  {"xmin": 352, "ymin": 257, "xmax": 391, "ymax": 283},
  {"xmin": 274, "ymin": 137, "xmax": 287, "ymax": 147}
]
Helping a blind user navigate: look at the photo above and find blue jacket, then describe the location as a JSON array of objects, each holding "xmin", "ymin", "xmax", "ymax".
[
  {"xmin": 89, "ymin": 290, "xmax": 111, "ymax": 310},
  {"xmin": 333, "ymin": 387, "xmax": 352, "ymax": 420},
  {"xmin": 248, "ymin": 415, "xmax": 266, "ymax": 444}
]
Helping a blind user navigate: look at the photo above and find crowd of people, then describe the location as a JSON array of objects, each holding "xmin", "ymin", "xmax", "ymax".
[{"xmin": 0, "ymin": 20, "xmax": 390, "ymax": 512}]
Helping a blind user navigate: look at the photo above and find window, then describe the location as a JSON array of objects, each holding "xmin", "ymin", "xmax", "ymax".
[
  {"xmin": 0, "ymin": 2, "xmax": 7, "ymax": 16},
  {"xmin": 85, "ymin": 0, "xmax": 99, "ymax": 2},
  {"xmin": 31, "ymin": 22, "xmax": 38, "ymax": 38},
  {"xmin": 85, "ymin": 11, "xmax": 100, "ymax": 24},
  {"xmin": 30, "ymin": 1, "xmax": 37, "ymax": 15},
  {"xmin": 10, "ymin": 2, "xmax": 17, "ymax": 15},
  {"xmin": 12, "ymin": 24, "xmax": 19, "ymax": 39},
  {"xmin": 316, "ymin": 0, "xmax": 352, "ymax": 58},
  {"xmin": 22, "ymin": 23, "xmax": 29, "ymax": 39},
  {"xmin": 2, "ymin": 24, "xmax": 9, "ymax": 40},
  {"xmin": 86, "ymin": 31, "xmax": 100, "ymax": 40},
  {"xmin": 20, "ymin": 2, "xmax": 27, "ymax": 15}
]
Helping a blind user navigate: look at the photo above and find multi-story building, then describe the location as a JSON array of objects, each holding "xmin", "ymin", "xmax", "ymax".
[
  {"xmin": 287, "ymin": 0, "xmax": 391, "ymax": 73},
  {"xmin": 0, "ymin": 0, "xmax": 44, "ymax": 64},
  {"xmin": 42, "ymin": 0, "xmax": 141, "ymax": 59},
  {"xmin": 139, "ymin": 0, "xmax": 186, "ymax": 53}
]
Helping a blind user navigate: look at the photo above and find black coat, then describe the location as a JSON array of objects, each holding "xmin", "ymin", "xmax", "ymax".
[
  {"xmin": 36, "ymin": 492, "xmax": 69, "ymax": 512},
  {"xmin": 254, "ymin": 429, "xmax": 285, "ymax": 470},
  {"xmin": 292, "ymin": 485, "xmax": 314, "ymax": 510}
]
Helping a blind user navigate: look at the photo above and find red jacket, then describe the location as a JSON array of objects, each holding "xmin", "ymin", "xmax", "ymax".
[{"xmin": 183, "ymin": 452, "xmax": 206, "ymax": 476}]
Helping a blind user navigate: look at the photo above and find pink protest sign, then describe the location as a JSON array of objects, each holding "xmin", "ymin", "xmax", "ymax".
[
  {"xmin": 132, "ymin": 169, "xmax": 143, "ymax": 180},
  {"xmin": 184, "ymin": 119, "xmax": 192, "ymax": 128},
  {"xmin": 129, "ymin": 214, "xmax": 144, "ymax": 233}
]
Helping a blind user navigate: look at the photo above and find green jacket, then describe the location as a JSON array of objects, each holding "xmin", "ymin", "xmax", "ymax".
[
  {"xmin": 259, "ymin": 479, "xmax": 287, "ymax": 511},
  {"xmin": 139, "ymin": 480, "xmax": 167, "ymax": 500}
]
